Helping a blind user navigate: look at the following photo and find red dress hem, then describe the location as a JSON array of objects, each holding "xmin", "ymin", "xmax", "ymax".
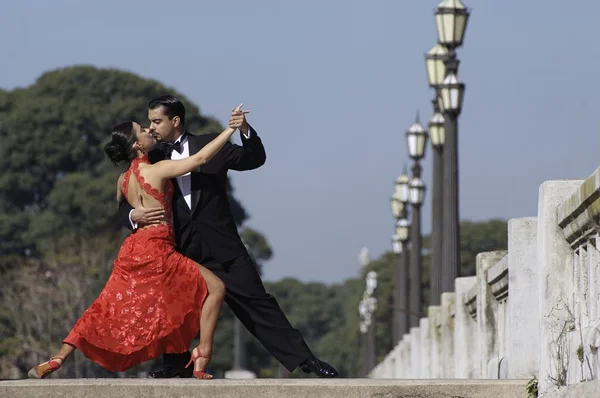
[{"xmin": 63, "ymin": 301, "xmax": 204, "ymax": 372}]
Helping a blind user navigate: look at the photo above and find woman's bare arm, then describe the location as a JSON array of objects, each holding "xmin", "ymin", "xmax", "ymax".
[
  {"xmin": 116, "ymin": 173, "xmax": 124, "ymax": 202},
  {"xmin": 151, "ymin": 126, "xmax": 237, "ymax": 180}
]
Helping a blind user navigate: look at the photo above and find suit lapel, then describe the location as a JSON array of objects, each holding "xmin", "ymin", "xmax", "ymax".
[{"xmin": 187, "ymin": 133, "xmax": 202, "ymax": 213}]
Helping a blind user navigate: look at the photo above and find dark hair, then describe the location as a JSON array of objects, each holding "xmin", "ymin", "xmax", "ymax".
[
  {"xmin": 148, "ymin": 95, "xmax": 186, "ymax": 129},
  {"xmin": 104, "ymin": 121, "xmax": 136, "ymax": 165}
]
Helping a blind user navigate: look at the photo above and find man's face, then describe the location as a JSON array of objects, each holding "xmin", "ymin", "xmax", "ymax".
[{"xmin": 148, "ymin": 106, "xmax": 178, "ymax": 142}]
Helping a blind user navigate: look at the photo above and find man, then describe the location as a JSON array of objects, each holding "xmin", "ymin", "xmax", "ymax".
[{"xmin": 118, "ymin": 95, "xmax": 338, "ymax": 378}]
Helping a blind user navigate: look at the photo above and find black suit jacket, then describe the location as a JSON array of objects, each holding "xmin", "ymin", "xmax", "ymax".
[{"xmin": 117, "ymin": 126, "xmax": 266, "ymax": 264}]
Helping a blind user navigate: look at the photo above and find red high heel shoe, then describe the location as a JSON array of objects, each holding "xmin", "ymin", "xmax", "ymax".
[
  {"xmin": 185, "ymin": 347, "xmax": 213, "ymax": 379},
  {"xmin": 28, "ymin": 356, "xmax": 65, "ymax": 379}
]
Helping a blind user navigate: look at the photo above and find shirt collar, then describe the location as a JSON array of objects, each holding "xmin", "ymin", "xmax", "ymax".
[{"xmin": 174, "ymin": 131, "xmax": 188, "ymax": 145}]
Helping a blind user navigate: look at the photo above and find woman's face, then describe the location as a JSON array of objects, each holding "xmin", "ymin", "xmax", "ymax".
[{"xmin": 133, "ymin": 122, "xmax": 156, "ymax": 152}]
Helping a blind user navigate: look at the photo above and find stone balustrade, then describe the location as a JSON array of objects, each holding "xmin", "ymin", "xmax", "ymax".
[{"xmin": 369, "ymin": 166, "xmax": 600, "ymax": 396}]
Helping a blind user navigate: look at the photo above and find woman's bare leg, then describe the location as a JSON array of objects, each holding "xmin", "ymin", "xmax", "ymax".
[
  {"xmin": 193, "ymin": 263, "xmax": 226, "ymax": 375},
  {"xmin": 54, "ymin": 343, "xmax": 76, "ymax": 362}
]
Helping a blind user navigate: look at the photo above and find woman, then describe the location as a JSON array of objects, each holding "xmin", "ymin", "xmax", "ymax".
[{"xmin": 28, "ymin": 107, "xmax": 244, "ymax": 379}]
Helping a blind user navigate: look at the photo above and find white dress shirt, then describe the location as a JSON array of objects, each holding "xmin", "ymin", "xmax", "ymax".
[
  {"xmin": 170, "ymin": 133, "xmax": 192, "ymax": 209},
  {"xmin": 129, "ymin": 129, "xmax": 251, "ymax": 229}
]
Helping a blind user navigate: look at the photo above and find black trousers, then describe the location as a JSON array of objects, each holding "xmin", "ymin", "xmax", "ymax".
[{"xmin": 163, "ymin": 253, "xmax": 313, "ymax": 372}]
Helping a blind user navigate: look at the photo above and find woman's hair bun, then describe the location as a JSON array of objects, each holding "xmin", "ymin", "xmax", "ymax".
[
  {"xmin": 104, "ymin": 121, "xmax": 135, "ymax": 165},
  {"xmin": 104, "ymin": 140, "xmax": 129, "ymax": 165}
]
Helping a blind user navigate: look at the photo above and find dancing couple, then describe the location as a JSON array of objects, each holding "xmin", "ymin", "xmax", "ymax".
[{"xmin": 29, "ymin": 96, "xmax": 338, "ymax": 379}]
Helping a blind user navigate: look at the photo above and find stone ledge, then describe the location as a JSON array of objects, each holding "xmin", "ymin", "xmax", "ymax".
[
  {"xmin": 0, "ymin": 378, "xmax": 530, "ymax": 398},
  {"xmin": 487, "ymin": 255, "xmax": 508, "ymax": 302},
  {"xmin": 557, "ymin": 167, "xmax": 600, "ymax": 248}
]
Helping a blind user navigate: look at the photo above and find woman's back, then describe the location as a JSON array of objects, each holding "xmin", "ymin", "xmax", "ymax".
[{"xmin": 121, "ymin": 157, "xmax": 174, "ymax": 229}]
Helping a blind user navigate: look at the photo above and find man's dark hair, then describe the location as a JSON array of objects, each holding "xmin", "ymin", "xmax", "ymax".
[{"xmin": 148, "ymin": 95, "xmax": 186, "ymax": 129}]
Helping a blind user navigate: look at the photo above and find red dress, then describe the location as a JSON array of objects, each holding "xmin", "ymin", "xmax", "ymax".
[{"xmin": 63, "ymin": 157, "xmax": 208, "ymax": 372}]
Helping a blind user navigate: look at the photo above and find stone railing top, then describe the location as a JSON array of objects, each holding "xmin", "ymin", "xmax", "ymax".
[
  {"xmin": 557, "ymin": 166, "xmax": 600, "ymax": 248},
  {"xmin": 487, "ymin": 255, "xmax": 509, "ymax": 302}
]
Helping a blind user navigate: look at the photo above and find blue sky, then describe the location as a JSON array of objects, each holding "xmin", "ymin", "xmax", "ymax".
[{"xmin": 2, "ymin": 0, "xmax": 598, "ymax": 283}]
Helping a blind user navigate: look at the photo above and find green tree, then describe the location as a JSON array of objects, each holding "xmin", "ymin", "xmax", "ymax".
[{"xmin": 459, "ymin": 219, "xmax": 508, "ymax": 276}]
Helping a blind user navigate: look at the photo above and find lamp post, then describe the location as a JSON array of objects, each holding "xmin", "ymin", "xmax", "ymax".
[
  {"xmin": 406, "ymin": 116, "xmax": 427, "ymax": 327},
  {"xmin": 390, "ymin": 193, "xmax": 405, "ymax": 345},
  {"xmin": 389, "ymin": 231, "xmax": 402, "ymax": 344},
  {"xmin": 425, "ymin": 43, "xmax": 448, "ymax": 306},
  {"xmin": 428, "ymin": 108, "xmax": 445, "ymax": 305},
  {"xmin": 393, "ymin": 172, "xmax": 411, "ymax": 340},
  {"xmin": 359, "ymin": 271, "xmax": 378, "ymax": 376},
  {"xmin": 435, "ymin": 0, "xmax": 469, "ymax": 293},
  {"xmin": 391, "ymin": 188, "xmax": 410, "ymax": 345},
  {"xmin": 395, "ymin": 216, "xmax": 410, "ymax": 342}
]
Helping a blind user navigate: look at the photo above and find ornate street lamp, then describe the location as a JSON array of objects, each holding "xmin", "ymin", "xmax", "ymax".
[
  {"xmin": 395, "ymin": 172, "xmax": 411, "ymax": 204},
  {"xmin": 390, "ymin": 194, "xmax": 404, "ymax": 220},
  {"xmin": 435, "ymin": 0, "xmax": 470, "ymax": 50},
  {"xmin": 409, "ymin": 177, "xmax": 426, "ymax": 207},
  {"xmin": 434, "ymin": 0, "xmax": 470, "ymax": 294},
  {"xmin": 406, "ymin": 114, "xmax": 428, "ymax": 161},
  {"xmin": 439, "ymin": 73, "xmax": 465, "ymax": 116},
  {"xmin": 395, "ymin": 218, "xmax": 410, "ymax": 243},
  {"xmin": 425, "ymin": 44, "xmax": 448, "ymax": 88},
  {"xmin": 405, "ymin": 115, "xmax": 427, "ymax": 328},
  {"xmin": 428, "ymin": 111, "xmax": 445, "ymax": 148}
]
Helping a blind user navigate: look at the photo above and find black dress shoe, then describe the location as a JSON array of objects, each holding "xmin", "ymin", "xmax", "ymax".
[
  {"xmin": 148, "ymin": 366, "xmax": 193, "ymax": 378},
  {"xmin": 300, "ymin": 356, "xmax": 339, "ymax": 378}
]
